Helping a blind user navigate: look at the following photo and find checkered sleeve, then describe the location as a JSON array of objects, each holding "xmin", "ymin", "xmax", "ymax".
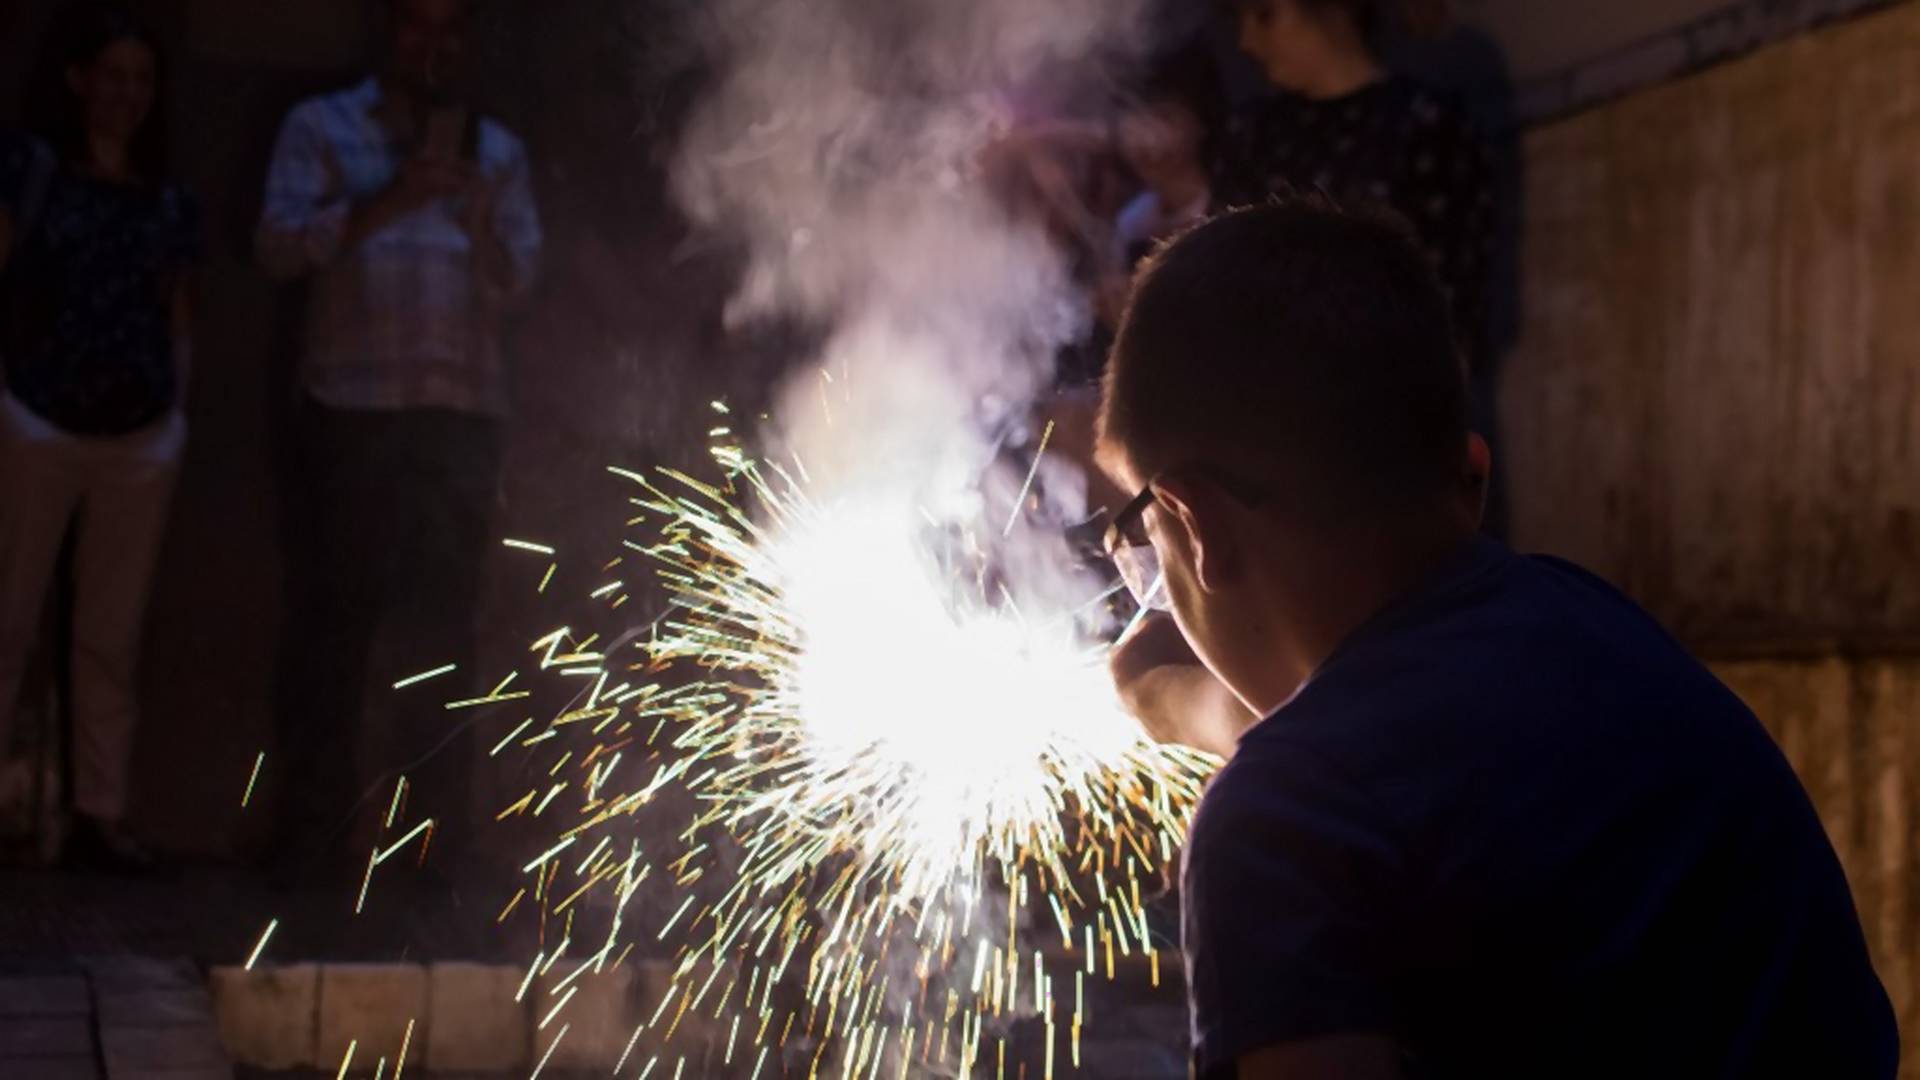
[
  {"xmin": 489, "ymin": 132, "xmax": 543, "ymax": 303},
  {"xmin": 256, "ymin": 103, "xmax": 353, "ymax": 279}
]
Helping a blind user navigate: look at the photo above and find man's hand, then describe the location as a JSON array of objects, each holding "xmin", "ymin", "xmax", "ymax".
[
  {"xmin": 1111, "ymin": 613, "xmax": 1252, "ymax": 759},
  {"xmin": 458, "ymin": 176, "xmax": 520, "ymax": 302},
  {"xmin": 343, "ymin": 156, "xmax": 474, "ymax": 250},
  {"xmin": 390, "ymin": 155, "xmax": 475, "ymax": 215}
]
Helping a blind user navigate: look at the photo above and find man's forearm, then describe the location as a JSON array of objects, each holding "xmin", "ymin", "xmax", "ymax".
[
  {"xmin": 1120, "ymin": 664, "xmax": 1250, "ymax": 759},
  {"xmin": 341, "ymin": 189, "xmax": 407, "ymax": 253}
]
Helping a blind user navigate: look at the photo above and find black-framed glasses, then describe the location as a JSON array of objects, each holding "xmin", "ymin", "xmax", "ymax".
[
  {"xmin": 1100, "ymin": 466, "xmax": 1271, "ymax": 614},
  {"xmin": 1103, "ymin": 482, "xmax": 1169, "ymax": 612}
]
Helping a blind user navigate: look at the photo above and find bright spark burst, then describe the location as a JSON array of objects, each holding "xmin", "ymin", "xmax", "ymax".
[{"xmin": 501, "ymin": 430, "xmax": 1217, "ymax": 1075}]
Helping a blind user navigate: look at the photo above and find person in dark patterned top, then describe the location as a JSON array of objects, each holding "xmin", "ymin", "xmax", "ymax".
[
  {"xmin": 0, "ymin": 6, "xmax": 195, "ymax": 873},
  {"xmin": 1213, "ymin": 0, "xmax": 1495, "ymax": 367}
]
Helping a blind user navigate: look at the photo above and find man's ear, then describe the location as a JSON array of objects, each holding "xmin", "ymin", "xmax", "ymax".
[
  {"xmin": 1153, "ymin": 474, "xmax": 1241, "ymax": 595},
  {"xmin": 1464, "ymin": 433, "xmax": 1492, "ymax": 529}
]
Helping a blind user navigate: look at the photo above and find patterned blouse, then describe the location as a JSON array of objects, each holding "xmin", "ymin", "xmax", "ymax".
[
  {"xmin": 0, "ymin": 133, "xmax": 197, "ymax": 436},
  {"xmin": 1212, "ymin": 78, "xmax": 1494, "ymax": 361}
]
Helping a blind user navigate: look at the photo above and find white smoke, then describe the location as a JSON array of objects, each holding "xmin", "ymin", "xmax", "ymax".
[
  {"xmin": 665, "ymin": 1, "xmax": 1155, "ymax": 1071},
  {"xmin": 673, "ymin": 0, "xmax": 1148, "ymax": 497}
]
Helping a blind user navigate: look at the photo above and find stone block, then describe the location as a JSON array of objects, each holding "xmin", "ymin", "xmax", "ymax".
[
  {"xmin": 0, "ymin": 976, "xmax": 90, "ymax": 1017},
  {"xmin": 532, "ymin": 960, "xmax": 641, "ymax": 1070},
  {"xmin": 314, "ymin": 964, "xmax": 425, "ymax": 1074},
  {"xmin": 0, "ymin": 1016, "xmax": 93, "ymax": 1057},
  {"xmin": 208, "ymin": 964, "xmax": 317, "ymax": 1070},
  {"xmin": 87, "ymin": 959, "xmax": 200, "ymax": 994},
  {"xmin": 97, "ymin": 989, "xmax": 214, "ymax": 1029},
  {"xmin": 100, "ymin": 1025, "xmax": 230, "ymax": 1072},
  {"xmin": 425, "ymin": 963, "xmax": 528, "ymax": 1073},
  {"xmin": 9, "ymin": 1059, "xmax": 100, "ymax": 1080}
]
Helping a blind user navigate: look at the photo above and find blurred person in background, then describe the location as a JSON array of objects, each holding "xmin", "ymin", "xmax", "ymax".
[
  {"xmin": 1215, "ymin": 0, "xmax": 1490, "ymax": 351},
  {"xmin": 1214, "ymin": 0, "xmax": 1501, "ymax": 526},
  {"xmin": 1098, "ymin": 45, "xmax": 1227, "ymax": 328},
  {"xmin": 0, "ymin": 5, "xmax": 196, "ymax": 873},
  {"xmin": 257, "ymin": 0, "xmax": 541, "ymax": 885}
]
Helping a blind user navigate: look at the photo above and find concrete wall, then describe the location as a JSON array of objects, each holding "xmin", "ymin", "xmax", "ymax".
[
  {"xmin": 1459, "ymin": 0, "xmax": 1733, "ymax": 83},
  {"xmin": 1505, "ymin": 2, "xmax": 1920, "ymax": 651},
  {"xmin": 1507, "ymin": 3, "xmax": 1920, "ymax": 1063},
  {"xmin": 1718, "ymin": 658, "xmax": 1920, "ymax": 1057}
]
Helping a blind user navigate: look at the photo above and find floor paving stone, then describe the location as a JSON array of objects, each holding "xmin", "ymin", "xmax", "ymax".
[
  {"xmin": 0, "ymin": 1015, "xmax": 94, "ymax": 1057},
  {"xmin": 96, "ymin": 989, "xmax": 214, "ymax": 1029},
  {"xmin": 0, "ymin": 975, "xmax": 91, "ymax": 1017}
]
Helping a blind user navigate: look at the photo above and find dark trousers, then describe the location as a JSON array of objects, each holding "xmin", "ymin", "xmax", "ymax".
[{"xmin": 274, "ymin": 398, "xmax": 500, "ymax": 868}]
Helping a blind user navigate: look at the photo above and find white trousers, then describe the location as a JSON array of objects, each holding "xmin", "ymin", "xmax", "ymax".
[{"xmin": 0, "ymin": 395, "xmax": 181, "ymax": 823}]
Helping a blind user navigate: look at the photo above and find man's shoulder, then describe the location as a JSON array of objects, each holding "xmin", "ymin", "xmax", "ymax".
[
  {"xmin": 283, "ymin": 79, "xmax": 378, "ymax": 129},
  {"xmin": 474, "ymin": 115, "xmax": 530, "ymax": 163},
  {"xmin": 1257, "ymin": 543, "xmax": 1744, "ymax": 777}
]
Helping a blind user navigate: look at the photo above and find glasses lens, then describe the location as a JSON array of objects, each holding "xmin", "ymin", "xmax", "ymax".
[{"xmin": 1111, "ymin": 543, "xmax": 1170, "ymax": 612}]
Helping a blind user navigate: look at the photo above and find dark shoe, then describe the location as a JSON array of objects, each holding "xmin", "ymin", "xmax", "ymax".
[{"xmin": 63, "ymin": 816, "xmax": 161, "ymax": 876}]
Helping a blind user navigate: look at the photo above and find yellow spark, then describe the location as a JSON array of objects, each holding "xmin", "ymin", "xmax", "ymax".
[
  {"xmin": 540, "ymin": 985, "xmax": 577, "ymax": 1029},
  {"xmin": 395, "ymin": 1018, "xmax": 415, "ymax": 1080},
  {"xmin": 1002, "ymin": 419, "xmax": 1055, "ymax": 537},
  {"xmin": 492, "ymin": 440, "xmax": 1217, "ymax": 1077},
  {"xmin": 445, "ymin": 690, "xmax": 532, "ymax": 710},
  {"xmin": 498, "ymin": 888, "xmax": 526, "ymax": 923},
  {"xmin": 496, "ymin": 789, "xmax": 536, "ymax": 820},
  {"xmin": 354, "ymin": 850, "xmax": 376, "ymax": 914},
  {"xmin": 335, "ymin": 1039, "xmax": 357, "ymax": 1080},
  {"xmin": 393, "ymin": 663, "xmax": 456, "ymax": 690},
  {"xmin": 243, "ymin": 919, "xmax": 278, "ymax": 970},
  {"xmin": 241, "ymin": 752, "xmax": 265, "ymax": 808},
  {"xmin": 616, "ymin": 1022, "xmax": 647, "ymax": 1073},
  {"xmin": 385, "ymin": 777, "xmax": 408, "ymax": 829},
  {"xmin": 374, "ymin": 818, "xmax": 434, "ymax": 866},
  {"xmin": 504, "ymin": 538, "xmax": 557, "ymax": 555},
  {"xmin": 530, "ymin": 1024, "xmax": 567, "ymax": 1080}
]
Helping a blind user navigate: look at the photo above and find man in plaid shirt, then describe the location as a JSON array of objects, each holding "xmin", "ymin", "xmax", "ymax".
[{"xmin": 257, "ymin": 0, "xmax": 540, "ymax": 887}]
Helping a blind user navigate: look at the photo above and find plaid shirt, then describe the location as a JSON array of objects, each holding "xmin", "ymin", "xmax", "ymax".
[{"xmin": 257, "ymin": 78, "xmax": 542, "ymax": 416}]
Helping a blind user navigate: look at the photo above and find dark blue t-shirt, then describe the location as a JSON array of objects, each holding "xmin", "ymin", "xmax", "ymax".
[
  {"xmin": 1183, "ymin": 538, "xmax": 1895, "ymax": 1079},
  {"xmin": 0, "ymin": 133, "xmax": 197, "ymax": 435}
]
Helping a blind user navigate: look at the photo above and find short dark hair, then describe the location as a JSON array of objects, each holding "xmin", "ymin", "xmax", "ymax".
[
  {"xmin": 1220, "ymin": 0, "xmax": 1454, "ymax": 43},
  {"xmin": 1099, "ymin": 199, "xmax": 1468, "ymax": 520}
]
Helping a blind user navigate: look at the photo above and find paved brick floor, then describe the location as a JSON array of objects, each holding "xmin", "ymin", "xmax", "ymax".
[
  {"xmin": 0, "ymin": 867, "xmax": 532, "ymax": 968},
  {"xmin": 0, "ymin": 957, "xmax": 229, "ymax": 1080},
  {"xmin": 0, "ymin": 867, "xmax": 1188, "ymax": 1076}
]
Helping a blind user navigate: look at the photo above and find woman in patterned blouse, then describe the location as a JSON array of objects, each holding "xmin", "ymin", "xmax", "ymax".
[
  {"xmin": 0, "ymin": 6, "xmax": 196, "ymax": 872},
  {"xmin": 1213, "ymin": 0, "xmax": 1494, "ymax": 368}
]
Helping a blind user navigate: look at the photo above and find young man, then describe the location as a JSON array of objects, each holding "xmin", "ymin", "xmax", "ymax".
[
  {"xmin": 256, "ymin": 0, "xmax": 540, "ymax": 879},
  {"xmin": 1097, "ymin": 203, "xmax": 1895, "ymax": 1078}
]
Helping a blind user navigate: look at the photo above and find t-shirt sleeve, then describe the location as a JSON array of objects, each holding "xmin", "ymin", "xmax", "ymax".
[{"xmin": 1182, "ymin": 742, "xmax": 1407, "ymax": 1075}]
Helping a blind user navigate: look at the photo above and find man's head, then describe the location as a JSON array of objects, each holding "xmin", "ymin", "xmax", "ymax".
[
  {"xmin": 379, "ymin": 0, "xmax": 470, "ymax": 103},
  {"xmin": 1116, "ymin": 99, "xmax": 1206, "ymax": 196},
  {"xmin": 1097, "ymin": 200, "xmax": 1487, "ymax": 712},
  {"xmin": 1227, "ymin": 0, "xmax": 1378, "ymax": 94}
]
